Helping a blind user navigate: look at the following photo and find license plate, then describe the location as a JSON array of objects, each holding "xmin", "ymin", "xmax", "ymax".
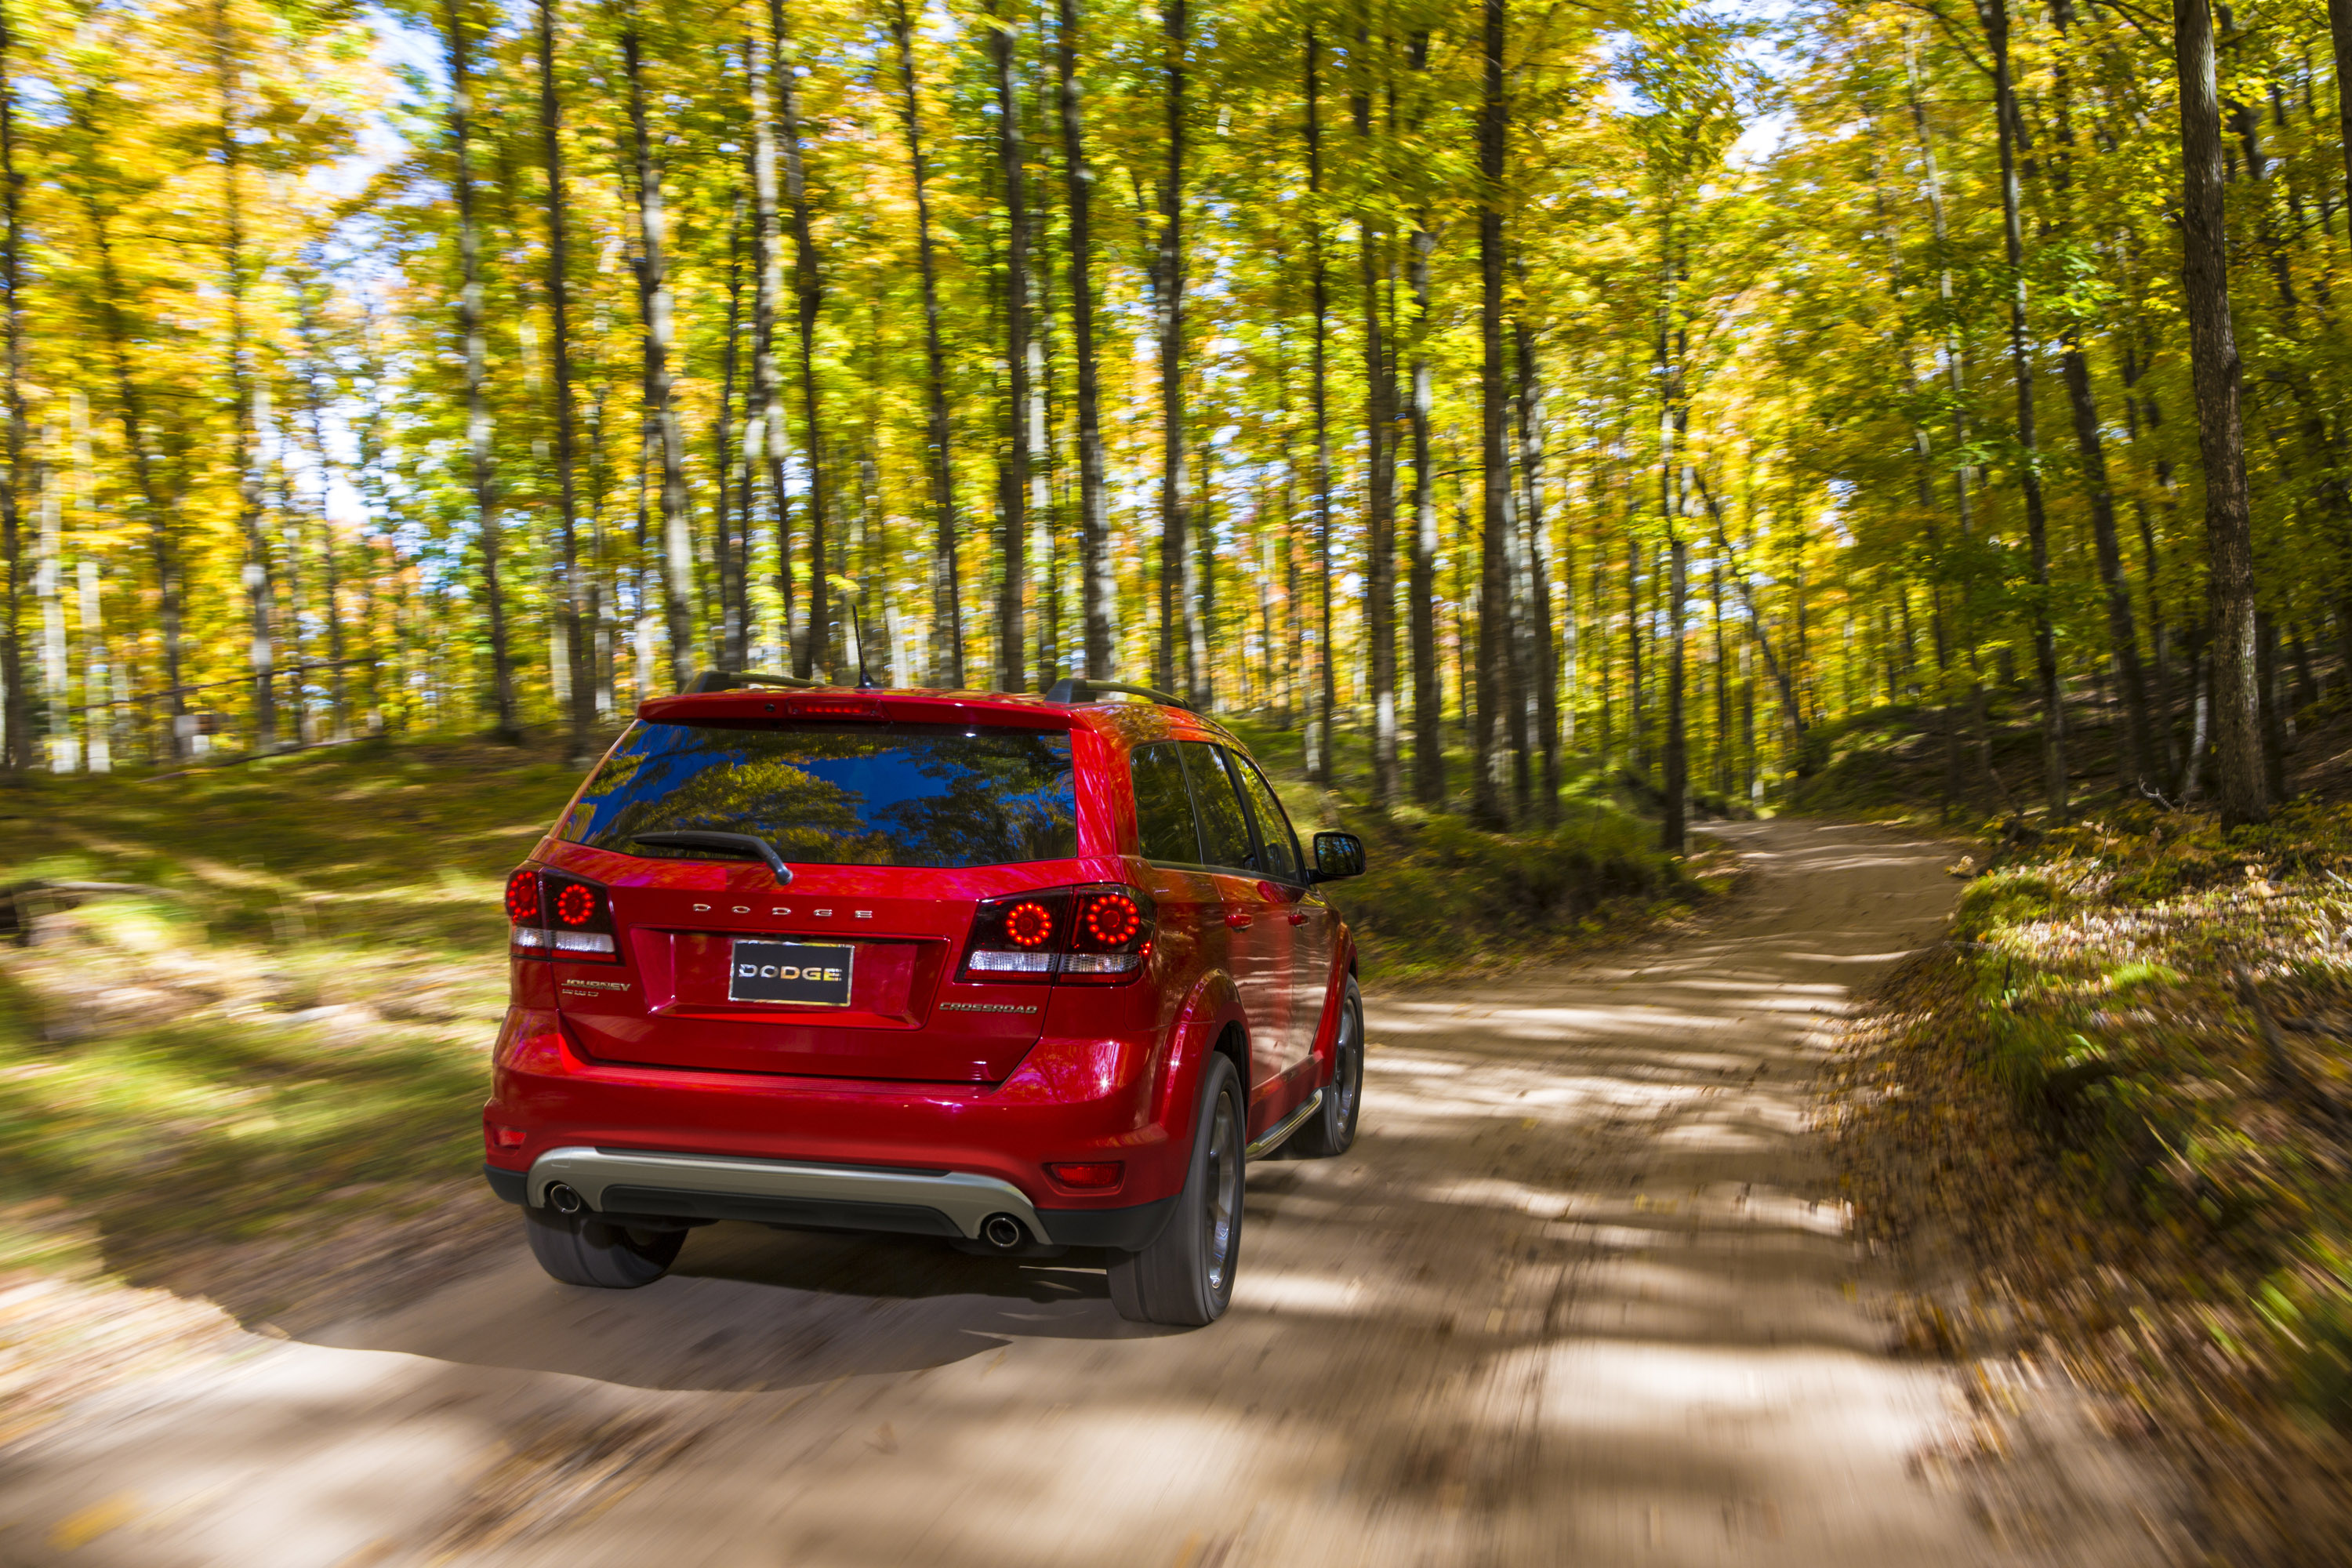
[{"xmin": 728, "ymin": 940, "xmax": 855, "ymax": 1007}]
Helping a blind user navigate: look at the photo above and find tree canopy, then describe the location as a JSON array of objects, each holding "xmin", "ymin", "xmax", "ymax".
[{"xmin": 1, "ymin": 0, "xmax": 2346, "ymax": 830}]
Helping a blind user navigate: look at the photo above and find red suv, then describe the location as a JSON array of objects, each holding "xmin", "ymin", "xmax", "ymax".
[{"xmin": 483, "ymin": 675, "xmax": 1366, "ymax": 1326}]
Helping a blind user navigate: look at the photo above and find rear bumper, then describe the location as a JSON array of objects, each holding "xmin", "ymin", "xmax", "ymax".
[
  {"xmin": 483, "ymin": 1009, "xmax": 1188, "ymax": 1236},
  {"xmin": 480, "ymin": 1154, "xmax": 1175, "ymax": 1250}
]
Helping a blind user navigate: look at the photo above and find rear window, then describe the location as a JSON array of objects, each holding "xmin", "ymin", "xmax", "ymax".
[{"xmin": 559, "ymin": 721, "xmax": 1080, "ymax": 869}]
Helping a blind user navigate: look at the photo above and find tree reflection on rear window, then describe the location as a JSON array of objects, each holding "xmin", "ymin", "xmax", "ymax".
[{"xmin": 560, "ymin": 722, "xmax": 1080, "ymax": 868}]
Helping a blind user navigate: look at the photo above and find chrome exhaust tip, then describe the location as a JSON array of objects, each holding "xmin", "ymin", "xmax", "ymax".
[
  {"xmin": 546, "ymin": 1182, "xmax": 584, "ymax": 1215},
  {"xmin": 980, "ymin": 1214, "xmax": 1024, "ymax": 1250}
]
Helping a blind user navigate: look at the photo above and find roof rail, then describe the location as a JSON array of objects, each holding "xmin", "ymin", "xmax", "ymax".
[
  {"xmin": 682, "ymin": 669, "xmax": 824, "ymax": 694},
  {"xmin": 1042, "ymin": 678, "xmax": 1196, "ymax": 713}
]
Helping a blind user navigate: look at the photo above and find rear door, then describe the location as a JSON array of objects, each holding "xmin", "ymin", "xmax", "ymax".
[
  {"xmin": 1176, "ymin": 742, "xmax": 1298, "ymax": 1112},
  {"xmin": 1229, "ymin": 751, "xmax": 1326, "ymax": 1070},
  {"xmin": 544, "ymin": 717, "xmax": 1083, "ymax": 1083}
]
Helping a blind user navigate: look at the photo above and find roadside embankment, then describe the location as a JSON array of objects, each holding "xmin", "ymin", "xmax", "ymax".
[{"xmin": 1829, "ymin": 804, "xmax": 2352, "ymax": 1564}]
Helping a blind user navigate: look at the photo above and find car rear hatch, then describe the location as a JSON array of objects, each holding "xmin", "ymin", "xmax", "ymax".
[{"xmin": 534, "ymin": 697, "xmax": 1099, "ymax": 1082}]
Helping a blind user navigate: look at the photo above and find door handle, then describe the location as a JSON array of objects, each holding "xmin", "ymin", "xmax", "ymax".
[{"xmin": 1224, "ymin": 908, "xmax": 1253, "ymax": 930}]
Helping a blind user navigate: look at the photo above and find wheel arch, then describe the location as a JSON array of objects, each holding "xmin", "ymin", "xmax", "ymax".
[{"xmin": 1154, "ymin": 968, "xmax": 1250, "ymax": 1144}]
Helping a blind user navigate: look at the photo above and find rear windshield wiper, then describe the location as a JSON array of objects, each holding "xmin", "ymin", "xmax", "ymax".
[{"xmin": 630, "ymin": 831, "xmax": 793, "ymax": 885}]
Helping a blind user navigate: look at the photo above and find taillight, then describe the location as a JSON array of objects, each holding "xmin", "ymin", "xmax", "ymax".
[
  {"xmin": 506, "ymin": 868, "xmax": 622, "ymax": 963},
  {"xmin": 956, "ymin": 884, "xmax": 1155, "ymax": 985},
  {"xmin": 962, "ymin": 890, "xmax": 1072, "ymax": 981},
  {"xmin": 504, "ymin": 867, "xmax": 540, "ymax": 925}
]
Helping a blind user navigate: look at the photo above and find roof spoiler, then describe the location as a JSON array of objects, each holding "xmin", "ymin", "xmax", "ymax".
[
  {"xmin": 682, "ymin": 670, "xmax": 824, "ymax": 694},
  {"xmin": 1042, "ymin": 678, "xmax": 1196, "ymax": 713}
]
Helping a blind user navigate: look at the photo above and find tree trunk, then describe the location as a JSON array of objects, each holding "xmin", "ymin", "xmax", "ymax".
[
  {"xmin": 741, "ymin": 25, "xmax": 782, "ymax": 674},
  {"xmin": 0, "ymin": 10, "xmax": 20, "ymax": 771},
  {"xmin": 1512, "ymin": 283, "xmax": 1558, "ymax": 823},
  {"xmin": 1058, "ymin": 0, "xmax": 1112, "ymax": 680},
  {"xmin": 294, "ymin": 278, "xmax": 347, "ymax": 737},
  {"xmin": 539, "ymin": 0, "xmax": 593, "ymax": 754},
  {"xmin": 78, "ymin": 142, "xmax": 187, "ymax": 754},
  {"xmin": 1710, "ymin": 557, "xmax": 1730, "ymax": 793},
  {"xmin": 2174, "ymin": 0, "xmax": 2265, "ymax": 824},
  {"xmin": 1405, "ymin": 31, "xmax": 1442, "ymax": 806},
  {"xmin": 212, "ymin": 0, "xmax": 277, "ymax": 758},
  {"xmin": 984, "ymin": 0, "xmax": 1029, "ymax": 691},
  {"xmin": 1355, "ymin": 36, "xmax": 1397, "ymax": 804},
  {"xmin": 1664, "ymin": 539, "xmax": 1688, "ymax": 851},
  {"xmin": 1979, "ymin": 0, "xmax": 2063, "ymax": 813},
  {"xmin": 1305, "ymin": 27, "xmax": 1334, "ymax": 782},
  {"xmin": 2333, "ymin": 0, "xmax": 2352, "ymax": 225},
  {"xmin": 1472, "ymin": 0, "xmax": 1510, "ymax": 829},
  {"xmin": 888, "ymin": 0, "xmax": 960, "ymax": 688},
  {"xmin": 620, "ymin": 13, "xmax": 692, "ymax": 695},
  {"xmin": 0, "ymin": 6, "xmax": 21, "ymax": 772},
  {"xmin": 771, "ymin": 0, "xmax": 829, "ymax": 681},
  {"xmin": 1657, "ymin": 212, "xmax": 1686, "ymax": 849},
  {"xmin": 1029, "ymin": 129, "xmax": 1057, "ymax": 689},
  {"xmin": 713, "ymin": 187, "xmax": 745, "ymax": 673},
  {"xmin": 1156, "ymin": 0, "xmax": 1189, "ymax": 701}
]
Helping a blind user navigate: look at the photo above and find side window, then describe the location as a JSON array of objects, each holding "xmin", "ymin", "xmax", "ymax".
[
  {"xmin": 1181, "ymin": 742, "xmax": 1258, "ymax": 873},
  {"xmin": 1231, "ymin": 753, "xmax": 1304, "ymax": 884},
  {"xmin": 1129, "ymin": 743, "xmax": 1203, "ymax": 863}
]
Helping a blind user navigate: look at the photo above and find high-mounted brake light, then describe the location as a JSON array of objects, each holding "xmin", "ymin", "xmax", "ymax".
[
  {"xmin": 505, "ymin": 868, "xmax": 622, "ymax": 963},
  {"xmin": 956, "ymin": 884, "xmax": 1156, "ymax": 985},
  {"xmin": 790, "ymin": 697, "xmax": 887, "ymax": 720}
]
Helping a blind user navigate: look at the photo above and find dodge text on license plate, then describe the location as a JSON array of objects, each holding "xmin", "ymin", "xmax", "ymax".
[{"xmin": 728, "ymin": 939, "xmax": 855, "ymax": 1007}]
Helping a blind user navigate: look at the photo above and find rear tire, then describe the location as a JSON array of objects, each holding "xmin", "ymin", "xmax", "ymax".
[
  {"xmin": 1108, "ymin": 1053, "xmax": 1243, "ymax": 1327},
  {"xmin": 524, "ymin": 1203, "xmax": 685, "ymax": 1289},
  {"xmin": 1287, "ymin": 977, "xmax": 1363, "ymax": 1158}
]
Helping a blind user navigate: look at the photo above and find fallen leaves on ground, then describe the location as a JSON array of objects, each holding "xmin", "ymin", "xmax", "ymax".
[{"xmin": 1828, "ymin": 801, "xmax": 2352, "ymax": 1566}]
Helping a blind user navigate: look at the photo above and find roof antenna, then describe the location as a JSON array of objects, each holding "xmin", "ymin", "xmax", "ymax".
[{"xmin": 829, "ymin": 575, "xmax": 878, "ymax": 689}]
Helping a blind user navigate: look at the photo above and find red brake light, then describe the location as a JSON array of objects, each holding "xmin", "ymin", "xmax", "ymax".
[
  {"xmin": 790, "ymin": 698, "xmax": 887, "ymax": 720},
  {"xmin": 508, "ymin": 873, "xmax": 622, "ymax": 964},
  {"xmin": 1045, "ymin": 1162, "xmax": 1123, "ymax": 1190},
  {"xmin": 1078, "ymin": 891, "xmax": 1142, "ymax": 948},
  {"xmin": 956, "ymin": 885, "xmax": 1155, "ymax": 985},
  {"xmin": 1004, "ymin": 901, "xmax": 1054, "ymax": 948},
  {"xmin": 504, "ymin": 867, "xmax": 541, "ymax": 925}
]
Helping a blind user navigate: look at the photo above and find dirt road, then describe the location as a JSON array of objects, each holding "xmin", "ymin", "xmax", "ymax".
[{"xmin": 0, "ymin": 820, "xmax": 2156, "ymax": 1565}]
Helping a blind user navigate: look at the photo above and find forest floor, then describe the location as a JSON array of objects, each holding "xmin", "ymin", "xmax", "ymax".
[
  {"xmin": 1831, "ymin": 805, "xmax": 2352, "ymax": 1567},
  {"xmin": 1781, "ymin": 688, "xmax": 2352, "ymax": 1565},
  {"xmin": 0, "ymin": 814, "xmax": 2180, "ymax": 1566}
]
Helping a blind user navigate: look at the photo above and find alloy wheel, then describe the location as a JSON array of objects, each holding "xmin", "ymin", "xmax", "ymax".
[{"xmin": 1203, "ymin": 1089, "xmax": 1241, "ymax": 1294}]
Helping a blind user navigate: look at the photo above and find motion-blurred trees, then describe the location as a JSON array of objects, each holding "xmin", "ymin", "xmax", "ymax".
[{"xmin": 0, "ymin": 0, "xmax": 2345, "ymax": 836}]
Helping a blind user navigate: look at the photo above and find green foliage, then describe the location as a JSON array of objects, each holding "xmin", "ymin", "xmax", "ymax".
[
  {"xmin": 1952, "ymin": 868, "xmax": 2060, "ymax": 940},
  {"xmin": 1323, "ymin": 805, "xmax": 1701, "ymax": 982}
]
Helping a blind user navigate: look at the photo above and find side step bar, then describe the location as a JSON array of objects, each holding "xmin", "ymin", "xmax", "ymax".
[{"xmin": 1244, "ymin": 1089, "xmax": 1323, "ymax": 1160}]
